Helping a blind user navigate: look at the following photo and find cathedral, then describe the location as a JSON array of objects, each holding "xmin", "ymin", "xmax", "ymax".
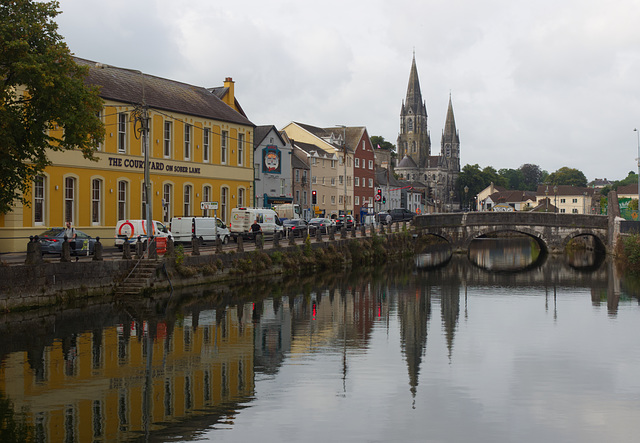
[{"xmin": 395, "ymin": 54, "xmax": 461, "ymax": 211}]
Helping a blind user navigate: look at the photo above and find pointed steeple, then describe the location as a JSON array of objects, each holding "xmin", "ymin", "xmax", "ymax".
[
  {"xmin": 405, "ymin": 52, "xmax": 426, "ymax": 116},
  {"xmin": 443, "ymin": 93, "xmax": 457, "ymax": 137}
]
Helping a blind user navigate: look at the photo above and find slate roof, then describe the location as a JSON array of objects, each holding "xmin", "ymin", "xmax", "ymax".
[
  {"xmin": 397, "ymin": 155, "xmax": 418, "ymax": 168},
  {"xmin": 253, "ymin": 125, "xmax": 286, "ymax": 149},
  {"xmin": 76, "ymin": 57, "xmax": 254, "ymax": 127},
  {"xmin": 535, "ymin": 185, "xmax": 594, "ymax": 197},
  {"xmin": 488, "ymin": 190, "xmax": 537, "ymax": 203},
  {"xmin": 617, "ymin": 183, "xmax": 638, "ymax": 195}
]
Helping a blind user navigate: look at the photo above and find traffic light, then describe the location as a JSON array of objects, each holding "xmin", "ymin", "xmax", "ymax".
[
  {"xmin": 382, "ymin": 196, "xmax": 386, "ymax": 204},
  {"xmin": 377, "ymin": 188, "xmax": 382, "ymax": 197},
  {"xmin": 312, "ymin": 190, "xmax": 317, "ymax": 205}
]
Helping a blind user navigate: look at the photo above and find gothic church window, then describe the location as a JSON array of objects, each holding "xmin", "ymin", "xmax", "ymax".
[{"xmin": 408, "ymin": 118, "xmax": 413, "ymax": 132}]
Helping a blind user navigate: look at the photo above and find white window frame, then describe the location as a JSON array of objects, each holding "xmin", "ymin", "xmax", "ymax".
[
  {"xmin": 163, "ymin": 183, "xmax": 173, "ymax": 223},
  {"xmin": 221, "ymin": 186, "xmax": 229, "ymax": 222},
  {"xmin": 33, "ymin": 175, "xmax": 46, "ymax": 225},
  {"xmin": 221, "ymin": 131, "xmax": 228, "ymax": 164},
  {"xmin": 117, "ymin": 113, "xmax": 127, "ymax": 154},
  {"xmin": 163, "ymin": 121, "xmax": 172, "ymax": 158},
  {"xmin": 91, "ymin": 178, "xmax": 102, "ymax": 225},
  {"xmin": 202, "ymin": 185, "xmax": 211, "ymax": 217},
  {"xmin": 238, "ymin": 187, "xmax": 245, "ymax": 207},
  {"xmin": 184, "ymin": 124, "xmax": 192, "ymax": 161},
  {"xmin": 355, "ymin": 158, "xmax": 360, "ymax": 168},
  {"xmin": 117, "ymin": 180, "xmax": 128, "ymax": 221},
  {"xmin": 184, "ymin": 184, "xmax": 192, "ymax": 216},
  {"xmin": 203, "ymin": 128, "xmax": 210, "ymax": 163},
  {"xmin": 238, "ymin": 133, "xmax": 244, "ymax": 166},
  {"xmin": 64, "ymin": 176, "xmax": 76, "ymax": 224}
]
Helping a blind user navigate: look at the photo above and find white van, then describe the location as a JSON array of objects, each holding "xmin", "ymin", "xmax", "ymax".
[
  {"xmin": 229, "ymin": 207, "xmax": 284, "ymax": 240},
  {"xmin": 170, "ymin": 217, "xmax": 230, "ymax": 244},
  {"xmin": 273, "ymin": 203, "xmax": 302, "ymax": 221},
  {"xmin": 115, "ymin": 219, "xmax": 172, "ymax": 249}
]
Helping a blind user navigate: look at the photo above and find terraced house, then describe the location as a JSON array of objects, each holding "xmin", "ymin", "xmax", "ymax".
[{"xmin": 0, "ymin": 58, "xmax": 255, "ymax": 252}]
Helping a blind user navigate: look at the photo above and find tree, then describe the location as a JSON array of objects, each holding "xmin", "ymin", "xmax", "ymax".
[
  {"xmin": 0, "ymin": 0, "xmax": 104, "ymax": 214},
  {"xmin": 518, "ymin": 164, "xmax": 545, "ymax": 191},
  {"xmin": 370, "ymin": 136, "xmax": 395, "ymax": 152},
  {"xmin": 498, "ymin": 168, "xmax": 524, "ymax": 190},
  {"xmin": 546, "ymin": 167, "xmax": 587, "ymax": 187}
]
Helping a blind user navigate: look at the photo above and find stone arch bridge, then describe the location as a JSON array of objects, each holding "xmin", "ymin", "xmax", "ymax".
[{"xmin": 412, "ymin": 212, "xmax": 611, "ymax": 253}]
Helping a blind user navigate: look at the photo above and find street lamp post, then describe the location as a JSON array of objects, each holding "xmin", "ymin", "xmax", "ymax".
[
  {"xmin": 554, "ymin": 185, "xmax": 557, "ymax": 213},
  {"xmin": 634, "ymin": 128, "xmax": 640, "ymax": 205},
  {"xmin": 337, "ymin": 125, "xmax": 348, "ymax": 216},
  {"xmin": 545, "ymin": 185, "xmax": 549, "ymax": 212},
  {"xmin": 464, "ymin": 186, "xmax": 469, "ymax": 212}
]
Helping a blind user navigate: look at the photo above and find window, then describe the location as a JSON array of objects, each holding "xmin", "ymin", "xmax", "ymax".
[
  {"xmin": 339, "ymin": 176, "xmax": 344, "ymax": 185},
  {"xmin": 355, "ymin": 177, "xmax": 360, "ymax": 187},
  {"xmin": 221, "ymin": 187, "xmax": 229, "ymax": 222},
  {"xmin": 303, "ymin": 191, "xmax": 307, "ymax": 205},
  {"xmin": 369, "ymin": 178, "xmax": 373, "ymax": 187},
  {"xmin": 238, "ymin": 133, "xmax": 244, "ymax": 166},
  {"xmin": 117, "ymin": 113, "xmax": 127, "ymax": 154},
  {"xmin": 331, "ymin": 196, "xmax": 335, "ymax": 204},
  {"xmin": 221, "ymin": 131, "xmax": 228, "ymax": 164},
  {"xmin": 34, "ymin": 176, "xmax": 45, "ymax": 225},
  {"xmin": 163, "ymin": 184, "xmax": 172, "ymax": 223},
  {"xmin": 184, "ymin": 185, "xmax": 192, "ymax": 216},
  {"xmin": 91, "ymin": 179, "xmax": 101, "ymax": 225},
  {"xmin": 331, "ymin": 160, "xmax": 336, "ymax": 168},
  {"xmin": 117, "ymin": 181, "xmax": 127, "ymax": 221},
  {"xmin": 572, "ymin": 208, "xmax": 578, "ymax": 213},
  {"xmin": 296, "ymin": 190, "xmax": 300, "ymax": 203},
  {"xmin": 311, "ymin": 157, "xmax": 317, "ymax": 165},
  {"xmin": 561, "ymin": 208, "xmax": 566, "ymax": 213},
  {"xmin": 339, "ymin": 195, "xmax": 343, "ymax": 204},
  {"xmin": 238, "ymin": 188, "xmax": 245, "ymax": 207},
  {"xmin": 163, "ymin": 121, "xmax": 172, "ymax": 158},
  {"xmin": 184, "ymin": 124, "xmax": 192, "ymax": 160},
  {"xmin": 203, "ymin": 128, "xmax": 210, "ymax": 162},
  {"xmin": 560, "ymin": 198, "xmax": 566, "ymax": 203},
  {"xmin": 355, "ymin": 196, "xmax": 360, "ymax": 205},
  {"xmin": 64, "ymin": 177, "xmax": 75, "ymax": 223},
  {"xmin": 322, "ymin": 195, "xmax": 325, "ymax": 204},
  {"xmin": 355, "ymin": 158, "xmax": 360, "ymax": 168},
  {"xmin": 295, "ymin": 170, "xmax": 300, "ymax": 182},
  {"xmin": 572, "ymin": 198, "xmax": 578, "ymax": 203},
  {"xmin": 302, "ymin": 170, "xmax": 308, "ymax": 184},
  {"xmin": 368, "ymin": 160, "xmax": 373, "ymax": 169},
  {"xmin": 203, "ymin": 185, "xmax": 211, "ymax": 217},
  {"xmin": 312, "ymin": 176, "xmax": 317, "ymax": 185},
  {"xmin": 331, "ymin": 177, "xmax": 335, "ymax": 186}
]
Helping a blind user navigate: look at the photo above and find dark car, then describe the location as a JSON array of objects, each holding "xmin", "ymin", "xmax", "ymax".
[
  {"xmin": 308, "ymin": 217, "xmax": 334, "ymax": 234},
  {"xmin": 283, "ymin": 218, "xmax": 309, "ymax": 237},
  {"xmin": 377, "ymin": 211, "xmax": 392, "ymax": 225},
  {"xmin": 334, "ymin": 214, "xmax": 355, "ymax": 231},
  {"xmin": 389, "ymin": 208, "xmax": 415, "ymax": 222},
  {"xmin": 38, "ymin": 228, "xmax": 97, "ymax": 256}
]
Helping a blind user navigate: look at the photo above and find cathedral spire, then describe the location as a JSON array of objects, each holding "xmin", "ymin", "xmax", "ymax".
[
  {"xmin": 405, "ymin": 53, "xmax": 426, "ymax": 116},
  {"xmin": 443, "ymin": 93, "xmax": 457, "ymax": 137}
]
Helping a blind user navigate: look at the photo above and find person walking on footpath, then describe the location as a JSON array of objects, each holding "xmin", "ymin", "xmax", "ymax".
[
  {"xmin": 65, "ymin": 221, "xmax": 77, "ymax": 254},
  {"xmin": 250, "ymin": 218, "xmax": 262, "ymax": 239}
]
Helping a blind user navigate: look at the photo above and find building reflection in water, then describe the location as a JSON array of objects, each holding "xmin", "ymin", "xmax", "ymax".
[{"xmin": 0, "ymin": 239, "xmax": 632, "ymax": 441}]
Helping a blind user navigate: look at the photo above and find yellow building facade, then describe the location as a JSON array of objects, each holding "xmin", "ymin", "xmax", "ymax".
[{"xmin": 0, "ymin": 59, "xmax": 255, "ymax": 252}]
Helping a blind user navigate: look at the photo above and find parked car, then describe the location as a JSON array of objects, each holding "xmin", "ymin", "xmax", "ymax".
[
  {"xmin": 308, "ymin": 217, "xmax": 334, "ymax": 234},
  {"xmin": 377, "ymin": 211, "xmax": 392, "ymax": 225},
  {"xmin": 38, "ymin": 227, "xmax": 97, "ymax": 256},
  {"xmin": 334, "ymin": 214, "xmax": 355, "ymax": 231},
  {"xmin": 283, "ymin": 219, "xmax": 309, "ymax": 237}
]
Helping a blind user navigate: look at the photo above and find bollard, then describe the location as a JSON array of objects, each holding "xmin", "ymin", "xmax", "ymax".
[
  {"xmin": 148, "ymin": 237, "xmax": 158, "ymax": 260},
  {"xmin": 166, "ymin": 236, "xmax": 175, "ymax": 257},
  {"xmin": 122, "ymin": 241, "xmax": 132, "ymax": 259},
  {"xmin": 351, "ymin": 225, "xmax": 356, "ymax": 238},
  {"xmin": 25, "ymin": 236, "xmax": 43, "ymax": 265},
  {"xmin": 237, "ymin": 235, "xmax": 244, "ymax": 252},
  {"xmin": 191, "ymin": 235, "xmax": 200, "ymax": 256},
  {"xmin": 93, "ymin": 237, "xmax": 103, "ymax": 261},
  {"xmin": 361, "ymin": 224, "xmax": 366, "ymax": 237},
  {"xmin": 256, "ymin": 233, "xmax": 264, "ymax": 250},
  {"xmin": 61, "ymin": 234, "xmax": 72, "ymax": 262},
  {"xmin": 216, "ymin": 236, "xmax": 223, "ymax": 253},
  {"xmin": 289, "ymin": 230, "xmax": 296, "ymax": 245},
  {"xmin": 135, "ymin": 236, "xmax": 144, "ymax": 259},
  {"xmin": 329, "ymin": 226, "xmax": 335, "ymax": 241},
  {"xmin": 274, "ymin": 231, "xmax": 280, "ymax": 249}
]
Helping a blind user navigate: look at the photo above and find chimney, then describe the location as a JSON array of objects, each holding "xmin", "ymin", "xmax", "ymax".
[{"xmin": 223, "ymin": 77, "xmax": 235, "ymax": 108}]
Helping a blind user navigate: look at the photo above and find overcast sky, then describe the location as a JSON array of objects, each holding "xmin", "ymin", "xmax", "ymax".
[{"xmin": 57, "ymin": 0, "xmax": 640, "ymax": 182}]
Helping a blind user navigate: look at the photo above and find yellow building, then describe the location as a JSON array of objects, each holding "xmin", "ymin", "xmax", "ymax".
[{"xmin": 0, "ymin": 58, "xmax": 255, "ymax": 252}]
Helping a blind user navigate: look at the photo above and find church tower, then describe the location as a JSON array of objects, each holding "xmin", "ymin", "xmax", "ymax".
[
  {"xmin": 397, "ymin": 53, "xmax": 431, "ymax": 168},
  {"xmin": 440, "ymin": 94, "xmax": 460, "ymax": 173}
]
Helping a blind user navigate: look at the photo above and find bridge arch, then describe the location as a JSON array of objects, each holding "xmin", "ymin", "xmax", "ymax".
[
  {"xmin": 561, "ymin": 229, "xmax": 607, "ymax": 253},
  {"xmin": 462, "ymin": 226, "xmax": 549, "ymax": 253}
]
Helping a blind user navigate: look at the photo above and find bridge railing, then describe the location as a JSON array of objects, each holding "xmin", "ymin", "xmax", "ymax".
[{"xmin": 413, "ymin": 211, "xmax": 608, "ymax": 229}]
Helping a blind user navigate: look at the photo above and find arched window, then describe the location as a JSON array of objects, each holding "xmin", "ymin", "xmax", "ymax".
[
  {"xmin": 64, "ymin": 177, "xmax": 76, "ymax": 224},
  {"xmin": 202, "ymin": 185, "xmax": 212, "ymax": 217},
  {"xmin": 408, "ymin": 118, "xmax": 413, "ymax": 132},
  {"xmin": 91, "ymin": 179, "xmax": 102, "ymax": 225},
  {"xmin": 238, "ymin": 187, "xmax": 245, "ymax": 208},
  {"xmin": 33, "ymin": 175, "xmax": 46, "ymax": 225},
  {"xmin": 163, "ymin": 183, "xmax": 173, "ymax": 223},
  {"xmin": 117, "ymin": 180, "xmax": 128, "ymax": 221},
  {"xmin": 184, "ymin": 184, "xmax": 192, "ymax": 216},
  {"xmin": 221, "ymin": 187, "xmax": 229, "ymax": 222}
]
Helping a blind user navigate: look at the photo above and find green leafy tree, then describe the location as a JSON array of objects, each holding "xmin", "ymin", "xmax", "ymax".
[
  {"xmin": 498, "ymin": 168, "xmax": 525, "ymax": 190},
  {"xmin": 547, "ymin": 167, "xmax": 587, "ymax": 187},
  {"xmin": 519, "ymin": 164, "xmax": 546, "ymax": 191},
  {"xmin": 0, "ymin": 0, "xmax": 104, "ymax": 214}
]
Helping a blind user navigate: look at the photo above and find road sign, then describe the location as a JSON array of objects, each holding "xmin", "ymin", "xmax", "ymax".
[
  {"xmin": 201, "ymin": 201, "xmax": 218, "ymax": 210},
  {"xmin": 374, "ymin": 194, "xmax": 381, "ymax": 202}
]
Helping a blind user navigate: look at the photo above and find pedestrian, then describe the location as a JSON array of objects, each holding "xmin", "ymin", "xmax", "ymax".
[
  {"xmin": 65, "ymin": 221, "xmax": 77, "ymax": 254},
  {"xmin": 250, "ymin": 218, "xmax": 262, "ymax": 239}
]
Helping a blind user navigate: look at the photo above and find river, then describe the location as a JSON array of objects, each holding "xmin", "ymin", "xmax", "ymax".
[{"xmin": 1, "ymin": 239, "xmax": 639, "ymax": 442}]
